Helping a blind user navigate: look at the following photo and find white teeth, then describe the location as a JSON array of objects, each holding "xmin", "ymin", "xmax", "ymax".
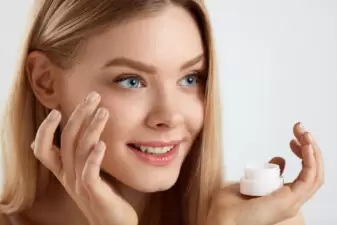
[{"xmin": 137, "ymin": 145, "xmax": 174, "ymax": 154}]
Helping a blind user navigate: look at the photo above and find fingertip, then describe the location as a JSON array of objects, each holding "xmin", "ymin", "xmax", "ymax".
[
  {"xmin": 269, "ymin": 156, "xmax": 285, "ymax": 165},
  {"xmin": 293, "ymin": 121, "xmax": 303, "ymax": 132},
  {"xmin": 301, "ymin": 132, "xmax": 310, "ymax": 145},
  {"xmin": 293, "ymin": 122, "xmax": 307, "ymax": 145},
  {"xmin": 82, "ymin": 141, "xmax": 106, "ymax": 185},
  {"xmin": 269, "ymin": 157, "xmax": 286, "ymax": 175},
  {"xmin": 92, "ymin": 141, "xmax": 106, "ymax": 159},
  {"xmin": 290, "ymin": 138, "xmax": 300, "ymax": 148},
  {"xmin": 290, "ymin": 139, "xmax": 302, "ymax": 158},
  {"xmin": 96, "ymin": 140, "xmax": 106, "ymax": 150},
  {"xmin": 305, "ymin": 132, "xmax": 317, "ymax": 147},
  {"xmin": 87, "ymin": 141, "xmax": 106, "ymax": 166},
  {"xmin": 294, "ymin": 121, "xmax": 301, "ymax": 129},
  {"xmin": 47, "ymin": 109, "xmax": 61, "ymax": 121},
  {"xmin": 297, "ymin": 122, "xmax": 304, "ymax": 131}
]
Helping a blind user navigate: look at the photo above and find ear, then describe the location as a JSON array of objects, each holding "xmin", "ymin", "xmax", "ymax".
[{"xmin": 26, "ymin": 51, "xmax": 61, "ymax": 109}]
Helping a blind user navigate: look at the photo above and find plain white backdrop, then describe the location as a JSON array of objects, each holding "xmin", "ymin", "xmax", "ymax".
[{"xmin": 0, "ymin": 1, "xmax": 336, "ymax": 224}]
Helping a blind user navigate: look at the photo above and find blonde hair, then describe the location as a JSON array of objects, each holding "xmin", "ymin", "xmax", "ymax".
[{"xmin": 0, "ymin": 1, "xmax": 224, "ymax": 225}]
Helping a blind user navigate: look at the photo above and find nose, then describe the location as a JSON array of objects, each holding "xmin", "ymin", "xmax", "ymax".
[{"xmin": 145, "ymin": 92, "xmax": 184, "ymax": 130}]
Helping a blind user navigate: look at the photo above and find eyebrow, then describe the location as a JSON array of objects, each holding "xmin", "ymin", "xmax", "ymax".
[{"xmin": 102, "ymin": 53, "xmax": 204, "ymax": 74}]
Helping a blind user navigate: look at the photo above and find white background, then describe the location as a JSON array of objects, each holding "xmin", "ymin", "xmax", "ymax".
[{"xmin": 0, "ymin": 1, "xmax": 336, "ymax": 224}]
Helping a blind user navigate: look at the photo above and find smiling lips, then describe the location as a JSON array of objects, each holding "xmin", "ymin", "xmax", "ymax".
[{"xmin": 127, "ymin": 141, "xmax": 182, "ymax": 166}]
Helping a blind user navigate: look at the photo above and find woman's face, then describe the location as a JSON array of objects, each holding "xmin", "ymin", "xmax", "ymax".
[{"xmin": 57, "ymin": 5, "xmax": 205, "ymax": 192}]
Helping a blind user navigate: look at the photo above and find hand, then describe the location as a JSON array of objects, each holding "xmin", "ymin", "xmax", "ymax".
[
  {"xmin": 207, "ymin": 122, "xmax": 324, "ymax": 225},
  {"xmin": 31, "ymin": 92, "xmax": 138, "ymax": 225}
]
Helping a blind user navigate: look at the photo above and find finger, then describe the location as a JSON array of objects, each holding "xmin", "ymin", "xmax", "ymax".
[
  {"xmin": 292, "ymin": 122, "xmax": 322, "ymax": 187},
  {"xmin": 290, "ymin": 143, "xmax": 316, "ymax": 201},
  {"xmin": 290, "ymin": 139, "xmax": 302, "ymax": 159},
  {"xmin": 82, "ymin": 140, "xmax": 106, "ymax": 190},
  {"xmin": 60, "ymin": 92, "xmax": 101, "ymax": 182},
  {"xmin": 77, "ymin": 106, "xmax": 99, "ymax": 142},
  {"xmin": 293, "ymin": 122, "xmax": 307, "ymax": 145},
  {"xmin": 293, "ymin": 131, "xmax": 324, "ymax": 198},
  {"xmin": 305, "ymin": 132, "xmax": 324, "ymax": 197},
  {"xmin": 75, "ymin": 107, "xmax": 109, "ymax": 181},
  {"xmin": 32, "ymin": 109, "xmax": 63, "ymax": 178},
  {"xmin": 268, "ymin": 157, "xmax": 286, "ymax": 175}
]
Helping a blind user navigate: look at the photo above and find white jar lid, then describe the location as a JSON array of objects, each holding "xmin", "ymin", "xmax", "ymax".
[{"xmin": 240, "ymin": 163, "xmax": 284, "ymax": 196}]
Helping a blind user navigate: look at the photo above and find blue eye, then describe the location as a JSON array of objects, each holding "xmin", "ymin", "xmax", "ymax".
[
  {"xmin": 179, "ymin": 73, "xmax": 200, "ymax": 86},
  {"xmin": 115, "ymin": 76, "xmax": 143, "ymax": 88}
]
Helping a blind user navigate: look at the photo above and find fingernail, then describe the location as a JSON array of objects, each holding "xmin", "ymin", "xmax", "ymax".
[
  {"xmin": 95, "ymin": 108, "xmax": 107, "ymax": 119},
  {"xmin": 48, "ymin": 110, "xmax": 60, "ymax": 120},
  {"xmin": 85, "ymin": 92, "xmax": 100, "ymax": 103},
  {"xmin": 297, "ymin": 122, "xmax": 304, "ymax": 130},
  {"xmin": 95, "ymin": 141, "xmax": 106, "ymax": 153}
]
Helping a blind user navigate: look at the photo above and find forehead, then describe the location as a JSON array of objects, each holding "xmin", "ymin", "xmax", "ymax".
[{"xmin": 79, "ymin": 5, "xmax": 205, "ymax": 69}]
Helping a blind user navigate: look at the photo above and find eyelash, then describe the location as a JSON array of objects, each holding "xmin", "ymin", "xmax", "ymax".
[
  {"xmin": 113, "ymin": 71, "xmax": 205, "ymax": 89},
  {"xmin": 113, "ymin": 75, "xmax": 146, "ymax": 88}
]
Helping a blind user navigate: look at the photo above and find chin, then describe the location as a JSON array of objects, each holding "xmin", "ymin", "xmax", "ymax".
[
  {"xmin": 105, "ymin": 164, "xmax": 182, "ymax": 193},
  {"xmin": 134, "ymin": 178, "xmax": 178, "ymax": 193},
  {"xmin": 127, "ymin": 170, "xmax": 181, "ymax": 193}
]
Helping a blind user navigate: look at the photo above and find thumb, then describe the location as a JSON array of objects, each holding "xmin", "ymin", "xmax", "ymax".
[{"xmin": 268, "ymin": 157, "xmax": 286, "ymax": 176}]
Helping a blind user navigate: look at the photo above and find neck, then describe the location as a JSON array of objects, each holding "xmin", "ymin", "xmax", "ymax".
[{"xmin": 22, "ymin": 174, "xmax": 149, "ymax": 225}]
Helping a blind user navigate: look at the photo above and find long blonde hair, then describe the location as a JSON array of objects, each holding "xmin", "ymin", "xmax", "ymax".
[{"xmin": 0, "ymin": 1, "xmax": 223, "ymax": 224}]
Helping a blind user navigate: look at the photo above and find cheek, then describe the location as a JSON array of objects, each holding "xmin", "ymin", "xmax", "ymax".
[
  {"xmin": 99, "ymin": 95, "xmax": 144, "ymax": 141},
  {"xmin": 176, "ymin": 90, "xmax": 205, "ymax": 136},
  {"xmin": 58, "ymin": 78, "xmax": 92, "ymax": 120},
  {"xmin": 186, "ymin": 99, "xmax": 204, "ymax": 136}
]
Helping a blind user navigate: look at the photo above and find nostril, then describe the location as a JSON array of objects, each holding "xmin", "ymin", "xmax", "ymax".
[{"xmin": 156, "ymin": 123, "xmax": 168, "ymax": 128}]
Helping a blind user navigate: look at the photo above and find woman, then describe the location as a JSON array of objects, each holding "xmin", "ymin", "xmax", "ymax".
[{"xmin": 0, "ymin": 0, "xmax": 323, "ymax": 225}]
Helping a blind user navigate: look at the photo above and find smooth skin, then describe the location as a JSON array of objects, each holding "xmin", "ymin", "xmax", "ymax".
[{"xmin": 31, "ymin": 92, "xmax": 323, "ymax": 225}]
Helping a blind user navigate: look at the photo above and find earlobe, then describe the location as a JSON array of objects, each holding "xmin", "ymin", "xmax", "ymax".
[{"xmin": 26, "ymin": 51, "xmax": 60, "ymax": 109}]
